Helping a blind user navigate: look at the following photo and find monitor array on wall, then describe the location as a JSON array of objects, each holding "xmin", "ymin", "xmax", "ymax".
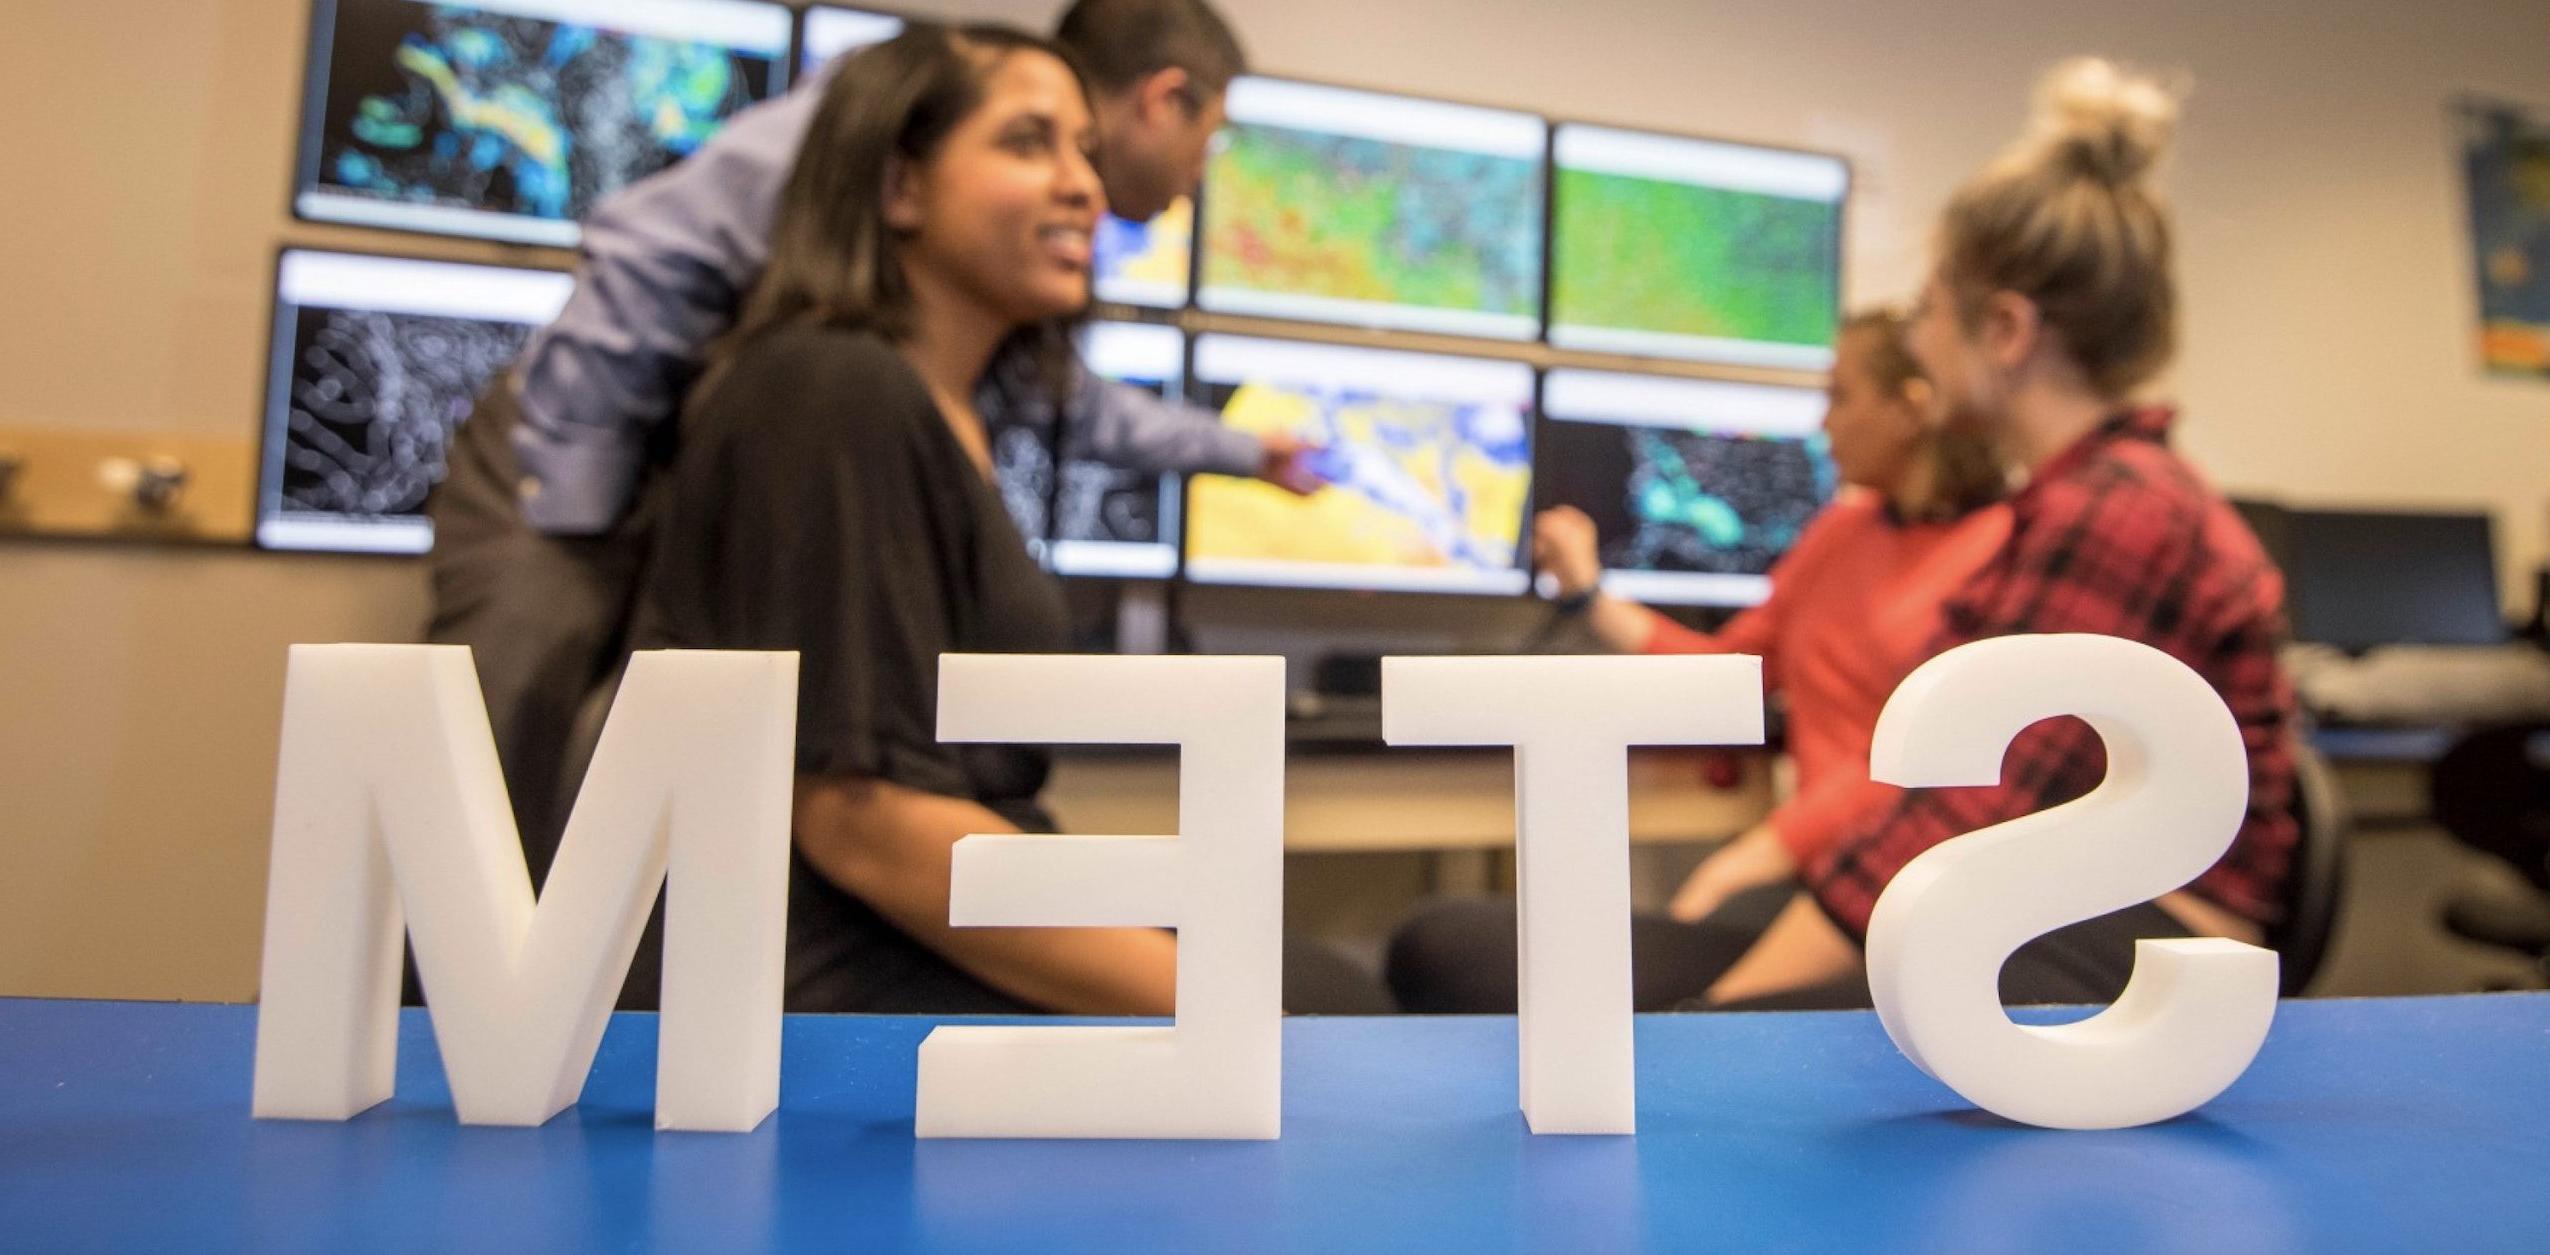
[{"xmin": 263, "ymin": 0, "xmax": 1850, "ymax": 609}]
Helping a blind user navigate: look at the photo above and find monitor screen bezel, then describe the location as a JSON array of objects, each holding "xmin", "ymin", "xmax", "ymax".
[
  {"xmin": 289, "ymin": 0, "xmax": 797, "ymax": 248},
  {"xmin": 2281, "ymin": 507, "xmax": 2508, "ymax": 652},
  {"xmin": 1194, "ymin": 74, "xmax": 1551, "ymax": 342},
  {"xmin": 794, "ymin": 1, "xmax": 908, "ymax": 76},
  {"xmin": 255, "ymin": 245, "xmax": 574, "ymax": 555},
  {"xmin": 1536, "ymin": 366, "xmax": 1834, "ymax": 609},
  {"xmin": 1041, "ymin": 316, "xmax": 1192, "ymax": 581},
  {"xmin": 1180, "ymin": 331, "xmax": 1540, "ymax": 597},
  {"xmin": 1092, "ymin": 196, "xmax": 1201, "ymax": 312},
  {"xmin": 1543, "ymin": 117, "xmax": 1852, "ymax": 371}
]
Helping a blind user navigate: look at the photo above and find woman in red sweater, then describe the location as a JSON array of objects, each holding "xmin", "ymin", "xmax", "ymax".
[
  {"xmin": 1540, "ymin": 310, "xmax": 2012, "ymax": 921},
  {"xmin": 1386, "ymin": 310, "xmax": 2010, "ymax": 1013},
  {"xmin": 1699, "ymin": 57, "xmax": 2298, "ymax": 1010}
]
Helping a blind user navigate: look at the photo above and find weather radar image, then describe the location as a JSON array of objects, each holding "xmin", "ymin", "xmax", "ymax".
[
  {"xmin": 1185, "ymin": 336, "xmax": 1535, "ymax": 595},
  {"xmin": 1198, "ymin": 78, "xmax": 1546, "ymax": 341},
  {"xmin": 1535, "ymin": 370, "xmax": 1835, "ymax": 607},
  {"xmin": 258, "ymin": 251, "xmax": 572, "ymax": 554},
  {"xmin": 1094, "ymin": 196, "xmax": 1194, "ymax": 309},
  {"xmin": 1551, "ymin": 125, "xmax": 1847, "ymax": 370},
  {"xmin": 295, "ymin": 0, "xmax": 792, "ymax": 245}
]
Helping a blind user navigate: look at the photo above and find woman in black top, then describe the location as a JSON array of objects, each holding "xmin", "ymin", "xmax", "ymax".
[{"xmin": 632, "ymin": 24, "xmax": 1176, "ymax": 1013}]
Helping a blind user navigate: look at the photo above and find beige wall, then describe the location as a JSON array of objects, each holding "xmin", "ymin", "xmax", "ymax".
[
  {"xmin": 4, "ymin": 0, "xmax": 2547, "ymax": 999},
  {"xmin": 0, "ymin": 545, "xmax": 424, "ymax": 999}
]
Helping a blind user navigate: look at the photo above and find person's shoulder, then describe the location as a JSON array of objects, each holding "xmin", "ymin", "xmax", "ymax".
[
  {"xmin": 1944, "ymin": 498, "xmax": 2014, "ymax": 550},
  {"xmin": 705, "ymin": 324, "xmax": 930, "ymax": 428},
  {"xmin": 1811, "ymin": 487, "xmax": 1888, "ymax": 532},
  {"xmin": 2016, "ymin": 430, "xmax": 2220, "ymax": 575},
  {"xmin": 2057, "ymin": 412, "xmax": 2206, "ymax": 504},
  {"xmin": 727, "ymin": 323, "xmax": 912, "ymax": 389},
  {"xmin": 1898, "ymin": 496, "xmax": 2012, "ymax": 564},
  {"xmin": 1760, "ymin": 489, "xmax": 1882, "ymax": 588},
  {"xmin": 2034, "ymin": 428, "xmax": 2183, "ymax": 514},
  {"xmin": 1825, "ymin": 485, "xmax": 1887, "ymax": 523}
]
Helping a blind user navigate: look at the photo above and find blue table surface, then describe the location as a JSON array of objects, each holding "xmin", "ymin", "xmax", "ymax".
[{"xmin": 2, "ymin": 995, "xmax": 2546, "ymax": 1253}]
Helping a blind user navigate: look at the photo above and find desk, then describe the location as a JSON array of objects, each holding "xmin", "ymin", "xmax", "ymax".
[
  {"xmin": 4, "ymin": 996, "xmax": 2546, "ymax": 1251},
  {"xmin": 2312, "ymin": 725, "xmax": 2458, "ymax": 830},
  {"xmin": 1047, "ymin": 748, "xmax": 1773, "ymax": 853}
]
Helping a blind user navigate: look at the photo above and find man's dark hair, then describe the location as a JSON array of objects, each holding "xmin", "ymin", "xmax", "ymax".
[{"xmin": 1054, "ymin": 0, "xmax": 1248, "ymax": 99}]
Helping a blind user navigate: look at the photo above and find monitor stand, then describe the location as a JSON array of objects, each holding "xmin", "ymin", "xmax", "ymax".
[{"xmin": 1114, "ymin": 582, "xmax": 1172, "ymax": 656}]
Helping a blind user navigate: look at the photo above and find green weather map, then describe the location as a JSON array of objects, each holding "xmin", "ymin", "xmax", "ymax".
[
  {"xmin": 1201, "ymin": 124, "xmax": 1544, "ymax": 321},
  {"xmin": 1553, "ymin": 168, "xmax": 1839, "ymax": 348}
]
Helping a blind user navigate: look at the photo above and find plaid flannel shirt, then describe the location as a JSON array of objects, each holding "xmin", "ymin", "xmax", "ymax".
[{"xmin": 1805, "ymin": 407, "xmax": 2300, "ymax": 939}]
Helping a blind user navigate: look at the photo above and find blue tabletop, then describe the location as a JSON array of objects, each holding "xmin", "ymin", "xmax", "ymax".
[{"xmin": 2, "ymin": 995, "xmax": 2546, "ymax": 1253}]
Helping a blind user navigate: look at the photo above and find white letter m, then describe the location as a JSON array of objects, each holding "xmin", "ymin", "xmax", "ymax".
[{"xmin": 250, "ymin": 645, "xmax": 795, "ymax": 1132}]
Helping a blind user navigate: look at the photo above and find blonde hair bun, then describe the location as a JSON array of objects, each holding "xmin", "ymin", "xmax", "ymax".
[{"xmin": 2028, "ymin": 56, "xmax": 2181, "ymax": 187}]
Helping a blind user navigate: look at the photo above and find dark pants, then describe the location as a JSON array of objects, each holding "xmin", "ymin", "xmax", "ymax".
[
  {"xmin": 1284, "ymin": 937, "xmax": 1398, "ymax": 1014},
  {"xmin": 2431, "ymin": 722, "xmax": 2550, "ymax": 893},
  {"xmin": 423, "ymin": 383, "xmax": 651, "ymax": 886},
  {"xmin": 616, "ymin": 928, "xmax": 1393, "ymax": 1016},
  {"xmin": 1385, "ymin": 893, "xmax": 2193, "ymax": 1013}
]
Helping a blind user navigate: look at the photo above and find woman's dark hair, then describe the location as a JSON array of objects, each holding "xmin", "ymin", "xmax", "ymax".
[{"xmin": 713, "ymin": 22, "xmax": 1093, "ymax": 403}]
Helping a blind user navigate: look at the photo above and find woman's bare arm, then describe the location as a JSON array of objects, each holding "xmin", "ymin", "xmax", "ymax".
[{"xmin": 793, "ymin": 774, "xmax": 1179, "ymax": 1015}]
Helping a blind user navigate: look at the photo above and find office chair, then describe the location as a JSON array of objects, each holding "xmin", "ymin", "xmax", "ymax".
[
  {"xmin": 2271, "ymin": 739, "xmax": 2350, "ymax": 996},
  {"xmin": 2430, "ymin": 723, "xmax": 2550, "ymax": 965}
]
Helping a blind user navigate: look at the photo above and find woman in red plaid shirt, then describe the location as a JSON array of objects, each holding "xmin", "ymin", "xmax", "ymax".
[{"xmin": 1700, "ymin": 57, "xmax": 2301, "ymax": 1008}]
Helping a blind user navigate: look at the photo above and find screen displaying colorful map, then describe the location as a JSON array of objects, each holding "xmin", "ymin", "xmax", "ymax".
[
  {"xmin": 1094, "ymin": 196, "xmax": 1193, "ymax": 308},
  {"xmin": 1186, "ymin": 337, "xmax": 1534, "ymax": 594},
  {"xmin": 299, "ymin": 0, "xmax": 790, "ymax": 245},
  {"xmin": 1536, "ymin": 371, "xmax": 1834, "ymax": 607},
  {"xmin": 1550, "ymin": 125, "xmax": 1846, "ymax": 370},
  {"xmin": 1197, "ymin": 78, "xmax": 1546, "ymax": 340}
]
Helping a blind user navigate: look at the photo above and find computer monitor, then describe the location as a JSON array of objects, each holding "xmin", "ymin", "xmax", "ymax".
[
  {"xmin": 1184, "ymin": 334, "xmax": 1536, "ymax": 595},
  {"xmin": 1549, "ymin": 124, "xmax": 1847, "ymax": 370},
  {"xmin": 797, "ymin": 4, "xmax": 901, "ymax": 73},
  {"xmin": 1196, "ymin": 77, "xmax": 1547, "ymax": 341},
  {"xmin": 294, "ymin": 0, "xmax": 794, "ymax": 246},
  {"xmin": 1095, "ymin": 196, "xmax": 1194, "ymax": 309},
  {"xmin": 2283, "ymin": 509, "xmax": 2507, "ymax": 651},
  {"xmin": 1536, "ymin": 370, "xmax": 1833, "ymax": 607},
  {"xmin": 2229, "ymin": 497, "xmax": 2293, "ymax": 575},
  {"xmin": 258, "ymin": 249, "xmax": 573, "ymax": 554},
  {"xmin": 989, "ymin": 321, "xmax": 1187, "ymax": 579}
]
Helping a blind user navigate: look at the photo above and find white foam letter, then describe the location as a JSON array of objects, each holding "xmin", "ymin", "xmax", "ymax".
[
  {"xmin": 916, "ymin": 654, "xmax": 1284, "ymax": 1139},
  {"xmin": 1384, "ymin": 655, "xmax": 1764, "ymax": 1134},
  {"xmin": 1863, "ymin": 634, "xmax": 2278, "ymax": 1129},
  {"xmin": 252, "ymin": 646, "xmax": 796, "ymax": 1131}
]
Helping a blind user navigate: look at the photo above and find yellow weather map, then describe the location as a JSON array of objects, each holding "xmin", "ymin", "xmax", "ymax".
[
  {"xmin": 1094, "ymin": 196, "xmax": 1193, "ymax": 302},
  {"xmin": 1190, "ymin": 383, "xmax": 1531, "ymax": 573}
]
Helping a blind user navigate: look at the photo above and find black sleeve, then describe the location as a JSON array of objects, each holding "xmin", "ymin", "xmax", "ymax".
[{"xmin": 642, "ymin": 329, "xmax": 979, "ymax": 799}]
